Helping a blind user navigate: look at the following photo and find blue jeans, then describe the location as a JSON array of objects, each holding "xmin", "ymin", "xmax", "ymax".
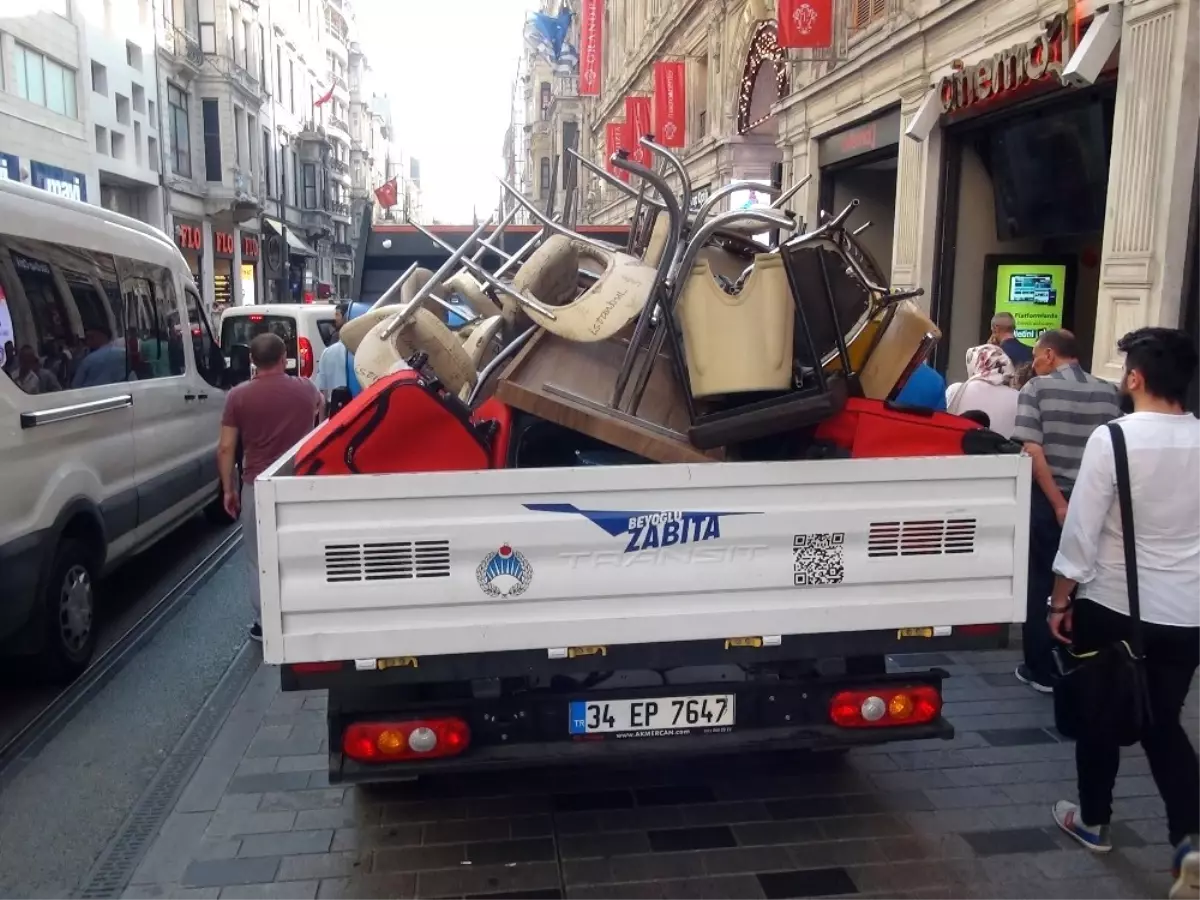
[{"xmin": 1023, "ymin": 486, "xmax": 1061, "ymax": 683}]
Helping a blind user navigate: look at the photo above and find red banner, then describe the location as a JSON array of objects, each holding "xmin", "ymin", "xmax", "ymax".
[
  {"xmin": 624, "ymin": 96, "xmax": 653, "ymax": 169},
  {"xmin": 374, "ymin": 178, "xmax": 398, "ymax": 209},
  {"xmin": 605, "ymin": 122, "xmax": 629, "ymax": 182},
  {"xmin": 579, "ymin": 0, "xmax": 604, "ymax": 96},
  {"xmin": 652, "ymin": 61, "xmax": 687, "ymax": 148},
  {"xmin": 778, "ymin": 0, "xmax": 834, "ymax": 49}
]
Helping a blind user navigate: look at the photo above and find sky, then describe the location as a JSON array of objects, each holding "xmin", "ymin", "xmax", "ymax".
[{"xmin": 355, "ymin": 0, "xmax": 536, "ymax": 223}]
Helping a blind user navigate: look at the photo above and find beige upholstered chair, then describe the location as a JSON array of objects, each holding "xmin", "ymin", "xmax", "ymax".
[
  {"xmin": 510, "ymin": 235, "xmax": 657, "ymax": 343},
  {"xmin": 444, "ymin": 270, "xmax": 504, "ymax": 319},
  {"xmin": 857, "ymin": 299, "xmax": 941, "ymax": 400},
  {"xmin": 354, "ymin": 308, "xmax": 478, "ymax": 396},
  {"xmin": 674, "ymin": 253, "xmax": 795, "ymax": 397},
  {"xmin": 461, "ymin": 315, "xmax": 505, "ymax": 370}
]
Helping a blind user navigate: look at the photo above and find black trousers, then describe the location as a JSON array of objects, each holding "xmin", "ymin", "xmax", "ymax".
[
  {"xmin": 1024, "ymin": 487, "xmax": 1062, "ymax": 683},
  {"xmin": 1073, "ymin": 598, "xmax": 1200, "ymax": 846}
]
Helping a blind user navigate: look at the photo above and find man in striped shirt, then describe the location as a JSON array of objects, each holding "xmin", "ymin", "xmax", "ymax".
[{"xmin": 1011, "ymin": 329, "xmax": 1120, "ymax": 692}]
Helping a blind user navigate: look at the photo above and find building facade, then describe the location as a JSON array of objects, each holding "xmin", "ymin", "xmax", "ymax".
[
  {"xmin": 578, "ymin": 0, "xmax": 1198, "ymax": 382},
  {"xmin": 1, "ymin": 1, "xmax": 162, "ymax": 224}
]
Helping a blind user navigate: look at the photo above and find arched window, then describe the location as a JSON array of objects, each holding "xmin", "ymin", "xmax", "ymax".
[{"xmin": 539, "ymin": 157, "xmax": 551, "ymax": 197}]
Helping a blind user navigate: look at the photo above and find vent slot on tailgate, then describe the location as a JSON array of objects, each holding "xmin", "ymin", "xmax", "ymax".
[
  {"xmin": 868, "ymin": 519, "xmax": 977, "ymax": 558},
  {"xmin": 324, "ymin": 541, "xmax": 451, "ymax": 582}
]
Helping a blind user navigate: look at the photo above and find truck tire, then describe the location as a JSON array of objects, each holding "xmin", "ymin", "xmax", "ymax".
[{"xmin": 39, "ymin": 537, "xmax": 99, "ymax": 683}]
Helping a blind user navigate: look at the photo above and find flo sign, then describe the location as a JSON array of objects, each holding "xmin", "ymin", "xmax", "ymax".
[{"xmin": 939, "ymin": 12, "xmax": 1071, "ymax": 114}]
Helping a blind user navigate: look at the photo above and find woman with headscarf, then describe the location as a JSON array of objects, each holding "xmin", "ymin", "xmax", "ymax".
[{"xmin": 945, "ymin": 343, "xmax": 1019, "ymax": 438}]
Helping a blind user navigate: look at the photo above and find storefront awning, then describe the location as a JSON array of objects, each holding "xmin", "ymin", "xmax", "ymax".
[{"xmin": 263, "ymin": 217, "xmax": 317, "ymax": 258}]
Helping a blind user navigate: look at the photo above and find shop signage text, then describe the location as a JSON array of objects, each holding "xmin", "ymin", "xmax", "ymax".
[
  {"xmin": 0, "ymin": 153, "xmax": 18, "ymax": 182},
  {"xmin": 241, "ymin": 235, "xmax": 260, "ymax": 261},
  {"xmin": 31, "ymin": 161, "xmax": 87, "ymax": 203},
  {"xmin": 176, "ymin": 223, "xmax": 203, "ymax": 251},
  {"xmin": 817, "ymin": 108, "xmax": 902, "ymax": 167},
  {"xmin": 213, "ymin": 231, "xmax": 235, "ymax": 257},
  {"xmin": 939, "ymin": 13, "xmax": 1070, "ymax": 114}
]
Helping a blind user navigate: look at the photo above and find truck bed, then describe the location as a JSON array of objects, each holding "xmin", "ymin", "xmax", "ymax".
[{"xmin": 256, "ymin": 453, "xmax": 1031, "ymax": 667}]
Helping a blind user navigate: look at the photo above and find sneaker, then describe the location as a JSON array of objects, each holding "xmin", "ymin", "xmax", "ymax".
[
  {"xmin": 249, "ymin": 622, "xmax": 263, "ymax": 643},
  {"xmin": 1015, "ymin": 664, "xmax": 1055, "ymax": 694},
  {"xmin": 1171, "ymin": 838, "xmax": 1199, "ymax": 900},
  {"xmin": 1053, "ymin": 800, "xmax": 1112, "ymax": 853}
]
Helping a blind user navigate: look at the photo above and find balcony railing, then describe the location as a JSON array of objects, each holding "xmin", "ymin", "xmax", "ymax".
[
  {"xmin": 161, "ymin": 18, "xmax": 202, "ymax": 69},
  {"xmin": 332, "ymin": 241, "xmax": 353, "ymax": 256},
  {"xmin": 329, "ymin": 158, "xmax": 348, "ymax": 174},
  {"xmin": 553, "ymin": 75, "xmax": 579, "ymax": 98},
  {"xmin": 329, "ymin": 72, "xmax": 347, "ymax": 90},
  {"xmin": 329, "ymin": 115, "xmax": 349, "ymax": 134},
  {"xmin": 204, "ymin": 53, "xmax": 262, "ymax": 98},
  {"xmin": 332, "ymin": 202, "xmax": 350, "ymax": 216}
]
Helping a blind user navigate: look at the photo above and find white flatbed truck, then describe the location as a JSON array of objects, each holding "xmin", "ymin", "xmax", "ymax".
[{"xmin": 255, "ymin": 447, "xmax": 1030, "ymax": 783}]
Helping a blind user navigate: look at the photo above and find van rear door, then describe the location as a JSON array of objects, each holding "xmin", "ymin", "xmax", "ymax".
[{"xmin": 220, "ymin": 313, "xmax": 300, "ymax": 385}]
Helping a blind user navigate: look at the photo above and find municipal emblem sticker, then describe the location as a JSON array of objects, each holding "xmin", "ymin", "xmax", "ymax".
[{"xmin": 476, "ymin": 544, "xmax": 533, "ymax": 598}]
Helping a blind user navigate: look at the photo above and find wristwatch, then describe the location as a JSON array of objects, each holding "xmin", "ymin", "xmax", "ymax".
[{"xmin": 1046, "ymin": 595, "xmax": 1071, "ymax": 613}]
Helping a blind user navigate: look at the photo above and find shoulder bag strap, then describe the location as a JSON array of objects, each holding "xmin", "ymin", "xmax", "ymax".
[{"xmin": 1106, "ymin": 422, "xmax": 1143, "ymax": 656}]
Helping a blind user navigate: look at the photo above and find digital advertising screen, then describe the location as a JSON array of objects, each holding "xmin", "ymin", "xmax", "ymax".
[{"xmin": 992, "ymin": 262, "xmax": 1067, "ymax": 347}]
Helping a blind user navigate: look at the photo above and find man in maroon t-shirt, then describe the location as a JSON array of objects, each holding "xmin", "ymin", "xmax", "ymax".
[{"xmin": 219, "ymin": 333, "xmax": 323, "ymax": 641}]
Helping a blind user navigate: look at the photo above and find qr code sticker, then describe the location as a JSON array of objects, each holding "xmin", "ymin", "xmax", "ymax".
[{"xmin": 793, "ymin": 533, "xmax": 846, "ymax": 586}]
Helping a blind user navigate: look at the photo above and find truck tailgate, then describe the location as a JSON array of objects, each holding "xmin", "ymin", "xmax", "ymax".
[{"xmin": 256, "ymin": 455, "xmax": 1031, "ymax": 665}]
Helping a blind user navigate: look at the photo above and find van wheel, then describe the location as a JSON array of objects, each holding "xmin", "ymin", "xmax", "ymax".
[{"xmin": 40, "ymin": 538, "xmax": 98, "ymax": 682}]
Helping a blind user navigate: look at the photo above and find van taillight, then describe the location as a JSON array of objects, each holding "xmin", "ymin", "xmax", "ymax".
[
  {"xmin": 342, "ymin": 718, "xmax": 471, "ymax": 763},
  {"xmin": 830, "ymin": 685, "xmax": 941, "ymax": 728},
  {"xmin": 299, "ymin": 336, "xmax": 314, "ymax": 377},
  {"xmin": 291, "ymin": 661, "xmax": 342, "ymax": 674}
]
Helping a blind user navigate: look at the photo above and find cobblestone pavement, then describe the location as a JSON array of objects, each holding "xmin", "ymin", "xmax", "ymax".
[{"xmin": 124, "ymin": 646, "xmax": 1197, "ymax": 900}]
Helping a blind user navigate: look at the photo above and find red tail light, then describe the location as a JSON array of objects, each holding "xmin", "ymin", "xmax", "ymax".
[
  {"xmin": 956, "ymin": 623, "xmax": 1004, "ymax": 637},
  {"xmin": 299, "ymin": 336, "xmax": 314, "ymax": 377},
  {"xmin": 830, "ymin": 685, "xmax": 941, "ymax": 728},
  {"xmin": 291, "ymin": 661, "xmax": 342, "ymax": 674},
  {"xmin": 249, "ymin": 314, "xmax": 265, "ymax": 322},
  {"xmin": 342, "ymin": 718, "xmax": 471, "ymax": 763}
]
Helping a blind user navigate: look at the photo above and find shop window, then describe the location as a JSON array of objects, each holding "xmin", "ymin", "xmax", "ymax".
[
  {"xmin": 168, "ymin": 84, "xmax": 191, "ymax": 177},
  {"xmin": 0, "ymin": 239, "xmax": 131, "ymax": 393},
  {"xmin": 202, "ymin": 98, "xmax": 222, "ymax": 182},
  {"xmin": 184, "ymin": 286, "xmax": 225, "ymax": 389}
]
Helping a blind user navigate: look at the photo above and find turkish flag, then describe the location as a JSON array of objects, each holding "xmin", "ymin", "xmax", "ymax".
[
  {"xmin": 374, "ymin": 178, "xmax": 398, "ymax": 209},
  {"xmin": 605, "ymin": 122, "xmax": 629, "ymax": 182},
  {"xmin": 579, "ymin": 0, "xmax": 604, "ymax": 96},
  {"xmin": 624, "ymin": 96, "xmax": 653, "ymax": 169},
  {"xmin": 314, "ymin": 86, "xmax": 335, "ymax": 107},
  {"xmin": 652, "ymin": 61, "xmax": 687, "ymax": 148},
  {"xmin": 778, "ymin": 0, "xmax": 834, "ymax": 49}
]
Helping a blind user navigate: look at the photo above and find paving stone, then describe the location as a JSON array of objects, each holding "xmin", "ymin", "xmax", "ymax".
[
  {"xmin": 681, "ymin": 800, "xmax": 772, "ymax": 826},
  {"xmin": 258, "ymin": 788, "xmax": 347, "ymax": 812},
  {"xmin": 647, "ymin": 825, "xmax": 737, "ymax": 852},
  {"xmin": 182, "ymin": 857, "xmax": 282, "ymax": 888},
  {"xmin": 635, "ymin": 785, "xmax": 716, "ymax": 806},
  {"xmin": 554, "ymin": 789, "xmax": 635, "ymax": 812},
  {"xmin": 961, "ymin": 826, "xmax": 1061, "ymax": 855},
  {"xmin": 295, "ymin": 805, "xmax": 383, "ymax": 832},
  {"xmin": 700, "ymin": 845, "xmax": 794, "ymax": 875},
  {"xmin": 275, "ymin": 754, "xmax": 329, "ymax": 773},
  {"xmin": 130, "ymin": 812, "xmax": 218, "ymax": 885},
  {"xmin": 276, "ymin": 851, "xmax": 370, "ymax": 881},
  {"xmin": 557, "ymin": 830, "xmax": 653, "ymax": 859},
  {"xmin": 732, "ymin": 820, "xmax": 824, "ymax": 846},
  {"xmin": 237, "ymin": 829, "xmax": 334, "ymax": 858},
  {"xmin": 757, "ymin": 867, "xmax": 858, "ymax": 898},
  {"xmin": 414, "ymin": 861, "xmax": 561, "ymax": 898},
  {"xmin": 563, "ymin": 849, "xmax": 707, "ymax": 884},
  {"xmin": 226, "ymin": 771, "xmax": 313, "ymax": 794},
  {"xmin": 245, "ymin": 735, "xmax": 324, "ymax": 758},
  {"xmin": 123, "ymin": 885, "xmax": 221, "ymax": 899},
  {"xmin": 819, "ymin": 813, "xmax": 913, "ymax": 840},
  {"xmin": 314, "ymin": 873, "xmax": 418, "ymax": 899},
  {"xmin": 217, "ymin": 793, "xmax": 265, "ymax": 813},
  {"xmin": 787, "ymin": 839, "xmax": 888, "ymax": 870},
  {"xmin": 206, "ymin": 810, "xmax": 298, "ymax": 839},
  {"xmin": 465, "ymin": 891, "xmax": 562, "ymax": 900},
  {"xmin": 302, "ymin": 696, "xmax": 328, "ymax": 711},
  {"xmin": 567, "ymin": 874, "xmax": 766, "ymax": 899},
  {"xmin": 234, "ymin": 758, "xmax": 279, "ymax": 777},
  {"xmin": 923, "ymin": 786, "xmax": 1014, "ymax": 809},
  {"xmin": 218, "ymin": 881, "xmax": 320, "ymax": 899},
  {"xmin": 976, "ymin": 727, "xmax": 1060, "ymax": 747}
]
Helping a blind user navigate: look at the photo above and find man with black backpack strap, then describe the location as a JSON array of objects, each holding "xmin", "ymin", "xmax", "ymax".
[{"xmin": 1045, "ymin": 327, "xmax": 1199, "ymax": 899}]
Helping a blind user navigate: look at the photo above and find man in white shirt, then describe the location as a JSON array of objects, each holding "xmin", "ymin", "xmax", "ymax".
[
  {"xmin": 1044, "ymin": 327, "xmax": 1198, "ymax": 895},
  {"xmin": 313, "ymin": 302, "xmax": 349, "ymax": 412}
]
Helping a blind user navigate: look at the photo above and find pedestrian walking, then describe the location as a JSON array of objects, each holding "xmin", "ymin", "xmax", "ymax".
[
  {"xmin": 945, "ymin": 343, "xmax": 1019, "ymax": 438},
  {"xmin": 1011, "ymin": 329, "xmax": 1120, "ymax": 692},
  {"xmin": 217, "ymin": 333, "xmax": 323, "ymax": 642},
  {"xmin": 313, "ymin": 302, "xmax": 350, "ymax": 414},
  {"xmin": 990, "ymin": 312, "xmax": 1034, "ymax": 366},
  {"xmin": 1045, "ymin": 327, "xmax": 1199, "ymax": 899}
]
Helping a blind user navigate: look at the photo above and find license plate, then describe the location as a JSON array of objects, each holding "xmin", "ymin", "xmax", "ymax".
[{"xmin": 568, "ymin": 694, "xmax": 735, "ymax": 735}]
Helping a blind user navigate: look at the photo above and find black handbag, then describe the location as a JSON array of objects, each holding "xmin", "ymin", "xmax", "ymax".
[{"xmin": 1053, "ymin": 423, "xmax": 1152, "ymax": 747}]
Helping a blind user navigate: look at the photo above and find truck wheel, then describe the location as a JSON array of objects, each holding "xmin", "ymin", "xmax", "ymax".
[{"xmin": 39, "ymin": 538, "xmax": 99, "ymax": 682}]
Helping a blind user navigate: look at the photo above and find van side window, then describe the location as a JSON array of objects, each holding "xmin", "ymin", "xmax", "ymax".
[
  {"xmin": 0, "ymin": 238, "xmax": 131, "ymax": 393},
  {"xmin": 117, "ymin": 260, "xmax": 185, "ymax": 379},
  {"xmin": 185, "ymin": 287, "xmax": 225, "ymax": 389}
]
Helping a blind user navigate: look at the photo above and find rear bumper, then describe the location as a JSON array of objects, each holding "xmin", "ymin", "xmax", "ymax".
[{"xmin": 326, "ymin": 669, "xmax": 952, "ymax": 784}]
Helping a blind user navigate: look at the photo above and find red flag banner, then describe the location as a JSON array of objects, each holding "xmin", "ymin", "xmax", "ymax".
[
  {"xmin": 652, "ymin": 61, "xmax": 687, "ymax": 148},
  {"xmin": 314, "ymin": 85, "xmax": 335, "ymax": 107},
  {"xmin": 778, "ymin": 0, "xmax": 834, "ymax": 49},
  {"xmin": 374, "ymin": 178, "xmax": 398, "ymax": 209},
  {"xmin": 605, "ymin": 122, "xmax": 629, "ymax": 182},
  {"xmin": 579, "ymin": 0, "xmax": 604, "ymax": 96},
  {"xmin": 624, "ymin": 96, "xmax": 653, "ymax": 168}
]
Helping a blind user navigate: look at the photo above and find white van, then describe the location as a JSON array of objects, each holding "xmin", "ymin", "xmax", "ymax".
[
  {"xmin": 218, "ymin": 302, "xmax": 339, "ymax": 383},
  {"xmin": 0, "ymin": 180, "xmax": 229, "ymax": 680}
]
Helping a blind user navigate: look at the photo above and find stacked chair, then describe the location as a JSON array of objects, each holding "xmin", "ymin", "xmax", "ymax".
[{"xmin": 296, "ymin": 134, "xmax": 1014, "ymax": 479}]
